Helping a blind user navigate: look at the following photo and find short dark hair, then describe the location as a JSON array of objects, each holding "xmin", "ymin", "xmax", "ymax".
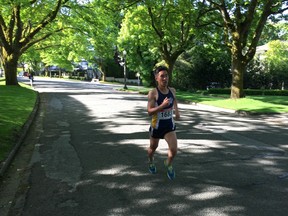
[{"xmin": 154, "ymin": 65, "xmax": 168, "ymax": 75}]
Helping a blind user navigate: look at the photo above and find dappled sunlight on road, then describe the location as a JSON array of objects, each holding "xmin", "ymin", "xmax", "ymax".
[
  {"xmin": 16, "ymin": 78, "xmax": 288, "ymax": 216},
  {"xmin": 75, "ymin": 88, "xmax": 285, "ymax": 214},
  {"xmin": 187, "ymin": 186, "xmax": 234, "ymax": 201},
  {"xmin": 93, "ymin": 165, "xmax": 145, "ymax": 177}
]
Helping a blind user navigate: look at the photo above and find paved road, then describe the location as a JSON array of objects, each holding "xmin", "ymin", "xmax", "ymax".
[{"xmin": 1, "ymin": 77, "xmax": 288, "ymax": 216}]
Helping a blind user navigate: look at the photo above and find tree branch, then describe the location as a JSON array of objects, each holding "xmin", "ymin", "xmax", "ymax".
[
  {"xmin": 208, "ymin": 0, "xmax": 235, "ymax": 31},
  {"xmin": 14, "ymin": 5, "xmax": 23, "ymax": 50},
  {"xmin": 241, "ymin": 0, "xmax": 258, "ymax": 48},
  {"xmin": 246, "ymin": 0, "xmax": 274, "ymax": 61},
  {"xmin": 20, "ymin": 0, "xmax": 68, "ymax": 50},
  {"xmin": 8, "ymin": 9, "xmax": 15, "ymax": 45},
  {"xmin": 147, "ymin": 6, "xmax": 164, "ymax": 39},
  {"xmin": 103, "ymin": 0, "xmax": 142, "ymax": 12},
  {"xmin": 0, "ymin": 15, "xmax": 9, "ymax": 49},
  {"xmin": 21, "ymin": 28, "xmax": 64, "ymax": 54}
]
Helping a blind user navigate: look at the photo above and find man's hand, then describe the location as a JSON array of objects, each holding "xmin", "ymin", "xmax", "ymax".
[
  {"xmin": 174, "ymin": 113, "xmax": 180, "ymax": 121},
  {"xmin": 161, "ymin": 97, "xmax": 170, "ymax": 108}
]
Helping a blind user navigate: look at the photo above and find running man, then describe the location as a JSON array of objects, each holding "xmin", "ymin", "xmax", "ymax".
[{"xmin": 147, "ymin": 65, "xmax": 180, "ymax": 180}]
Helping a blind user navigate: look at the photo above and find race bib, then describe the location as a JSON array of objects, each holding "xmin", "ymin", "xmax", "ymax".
[{"xmin": 159, "ymin": 109, "xmax": 173, "ymax": 120}]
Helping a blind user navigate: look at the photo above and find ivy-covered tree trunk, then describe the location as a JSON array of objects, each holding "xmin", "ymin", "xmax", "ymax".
[
  {"xmin": 164, "ymin": 57, "xmax": 176, "ymax": 86},
  {"xmin": 1, "ymin": 51, "xmax": 20, "ymax": 86},
  {"xmin": 230, "ymin": 55, "xmax": 246, "ymax": 98}
]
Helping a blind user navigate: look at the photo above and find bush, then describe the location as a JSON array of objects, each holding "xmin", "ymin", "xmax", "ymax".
[
  {"xmin": 244, "ymin": 89, "xmax": 288, "ymax": 96},
  {"xmin": 207, "ymin": 88, "xmax": 231, "ymax": 94}
]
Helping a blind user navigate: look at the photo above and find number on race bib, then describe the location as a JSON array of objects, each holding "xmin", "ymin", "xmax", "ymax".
[{"xmin": 159, "ymin": 110, "xmax": 172, "ymax": 120}]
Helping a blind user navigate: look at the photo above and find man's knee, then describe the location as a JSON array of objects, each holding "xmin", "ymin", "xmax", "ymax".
[
  {"xmin": 149, "ymin": 143, "xmax": 158, "ymax": 151},
  {"xmin": 149, "ymin": 138, "xmax": 159, "ymax": 150},
  {"xmin": 170, "ymin": 146, "xmax": 177, "ymax": 156}
]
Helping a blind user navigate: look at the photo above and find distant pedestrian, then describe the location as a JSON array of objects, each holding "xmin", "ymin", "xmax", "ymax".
[
  {"xmin": 147, "ymin": 65, "xmax": 180, "ymax": 180},
  {"xmin": 28, "ymin": 72, "xmax": 34, "ymax": 87}
]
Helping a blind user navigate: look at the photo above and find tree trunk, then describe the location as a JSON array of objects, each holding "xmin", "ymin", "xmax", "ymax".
[
  {"xmin": 2, "ymin": 51, "xmax": 20, "ymax": 86},
  {"xmin": 230, "ymin": 55, "xmax": 246, "ymax": 99},
  {"xmin": 99, "ymin": 62, "xmax": 106, "ymax": 81},
  {"xmin": 164, "ymin": 58, "xmax": 176, "ymax": 86}
]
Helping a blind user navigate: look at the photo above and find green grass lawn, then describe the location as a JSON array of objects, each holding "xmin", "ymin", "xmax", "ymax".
[
  {"xmin": 202, "ymin": 97, "xmax": 288, "ymax": 113},
  {"xmin": 178, "ymin": 92, "xmax": 288, "ymax": 113},
  {"xmin": 127, "ymin": 86, "xmax": 288, "ymax": 114},
  {"xmin": 0, "ymin": 79, "xmax": 37, "ymax": 162}
]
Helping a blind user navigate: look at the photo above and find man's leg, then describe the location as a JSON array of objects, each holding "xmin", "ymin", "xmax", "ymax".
[
  {"xmin": 164, "ymin": 131, "xmax": 177, "ymax": 179},
  {"xmin": 148, "ymin": 137, "xmax": 159, "ymax": 174},
  {"xmin": 148, "ymin": 137, "xmax": 159, "ymax": 163},
  {"xmin": 164, "ymin": 131, "xmax": 178, "ymax": 166}
]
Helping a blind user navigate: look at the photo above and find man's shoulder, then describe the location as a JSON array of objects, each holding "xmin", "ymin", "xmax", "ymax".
[
  {"xmin": 169, "ymin": 87, "xmax": 176, "ymax": 93},
  {"xmin": 149, "ymin": 88, "xmax": 157, "ymax": 94},
  {"xmin": 148, "ymin": 88, "xmax": 157, "ymax": 98}
]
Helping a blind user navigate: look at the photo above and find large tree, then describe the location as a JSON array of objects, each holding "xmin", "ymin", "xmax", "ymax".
[
  {"xmin": 118, "ymin": 0, "xmax": 204, "ymax": 84},
  {"xmin": 0, "ymin": 0, "xmax": 69, "ymax": 85},
  {"xmin": 206, "ymin": 0, "xmax": 288, "ymax": 98}
]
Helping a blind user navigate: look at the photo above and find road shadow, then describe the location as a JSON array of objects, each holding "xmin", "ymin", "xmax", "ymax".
[{"xmin": 15, "ymin": 80, "xmax": 288, "ymax": 216}]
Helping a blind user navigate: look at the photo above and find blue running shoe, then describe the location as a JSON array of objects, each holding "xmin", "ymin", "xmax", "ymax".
[
  {"xmin": 149, "ymin": 163, "xmax": 157, "ymax": 174},
  {"xmin": 164, "ymin": 160, "xmax": 175, "ymax": 180}
]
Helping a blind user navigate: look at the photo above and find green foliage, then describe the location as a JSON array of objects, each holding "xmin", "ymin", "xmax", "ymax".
[
  {"xmin": 173, "ymin": 44, "xmax": 231, "ymax": 90},
  {"xmin": 263, "ymin": 40, "xmax": 288, "ymax": 89},
  {"xmin": 118, "ymin": 0, "xmax": 202, "ymax": 86},
  {"xmin": 0, "ymin": 0, "xmax": 122, "ymax": 80},
  {"xmin": 261, "ymin": 22, "xmax": 288, "ymax": 44},
  {"xmin": 104, "ymin": 58, "xmax": 123, "ymax": 78},
  {"xmin": 246, "ymin": 20, "xmax": 288, "ymax": 89},
  {"xmin": 0, "ymin": 0, "xmax": 72, "ymax": 85},
  {"xmin": 245, "ymin": 59, "xmax": 271, "ymax": 89},
  {"xmin": 207, "ymin": 88, "xmax": 231, "ymax": 95},
  {"xmin": 205, "ymin": 0, "xmax": 288, "ymax": 98},
  {"xmin": 117, "ymin": 5, "xmax": 160, "ymax": 83},
  {"xmin": 1, "ymin": 0, "xmax": 287, "ymax": 89},
  {"xmin": 265, "ymin": 40, "xmax": 288, "ymax": 71}
]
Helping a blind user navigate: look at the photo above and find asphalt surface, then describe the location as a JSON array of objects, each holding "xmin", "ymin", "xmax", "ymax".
[{"xmin": 1, "ymin": 77, "xmax": 288, "ymax": 216}]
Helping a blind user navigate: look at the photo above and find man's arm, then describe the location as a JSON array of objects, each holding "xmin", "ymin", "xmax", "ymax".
[{"xmin": 171, "ymin": 88, "xmax": 180, "ymax": 120}]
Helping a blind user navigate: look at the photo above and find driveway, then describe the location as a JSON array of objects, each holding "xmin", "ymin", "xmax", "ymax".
[{"xmin": 1, "ymin": 77, "xmax": 288, "ymax": 216}]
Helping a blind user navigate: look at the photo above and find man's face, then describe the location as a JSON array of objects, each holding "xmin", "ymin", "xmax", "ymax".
[{"xmin": 156, "ymin": 70, "xmax": 169, "ymax": 87}]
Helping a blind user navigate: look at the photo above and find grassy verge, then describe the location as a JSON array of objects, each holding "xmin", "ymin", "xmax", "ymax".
[
  {"xmin": 201, "ymin": 96, "xmax": 288, "ymax": 113},
  {"xmin": 0, "ymin": 79, "xmax": 37, "ymax": 162},
  {"xmin": 127, "ymin": 86, "xmax": 288, "ymax": 114}
]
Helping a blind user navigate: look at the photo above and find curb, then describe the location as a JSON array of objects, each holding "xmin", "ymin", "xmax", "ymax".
[{"xmin": 0, "ymin": 91, "xmax": 40, "ymax": 177}]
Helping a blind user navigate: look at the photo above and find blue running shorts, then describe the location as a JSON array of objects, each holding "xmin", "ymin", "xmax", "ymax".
[{"xmin": 149, "ymin": 126, "xmax": 176, "ymax": 139}]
